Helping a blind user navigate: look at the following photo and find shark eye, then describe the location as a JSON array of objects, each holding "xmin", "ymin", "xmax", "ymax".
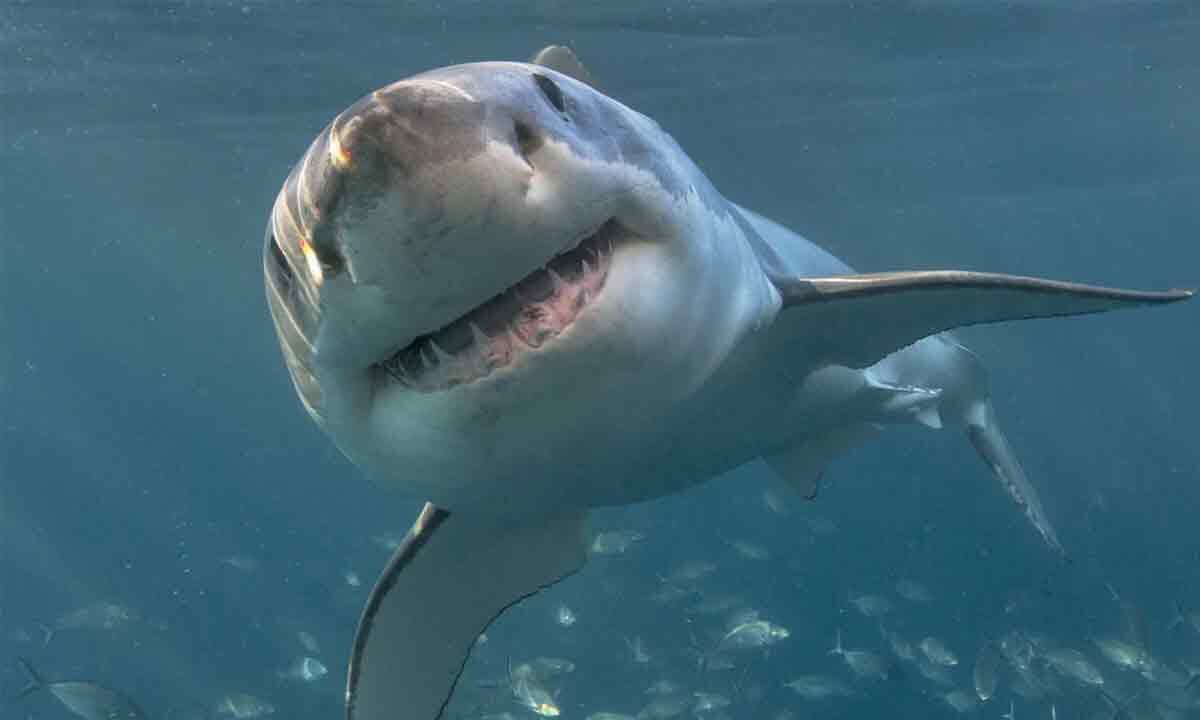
[{"xmin": 532, "ymin": 73, "xmax": 566, "ymax": 114}]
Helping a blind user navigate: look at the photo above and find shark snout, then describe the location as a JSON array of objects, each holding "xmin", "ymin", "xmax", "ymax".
[{"xmin": 328, "ymin": 79, "xmax": 489, "ymax": 182}]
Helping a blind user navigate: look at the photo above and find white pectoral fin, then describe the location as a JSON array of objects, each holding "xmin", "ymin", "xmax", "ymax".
[
  {"xmin": 776, "ymin": 271, "xmax": 1192, "ymax": 368},
  {"xmin": 764, "ymin": 424, "xmax": 882, "ymax": 500},
  {"xmin": 347, "ymin": 503, "xmax": 588, "ymax": 720}
]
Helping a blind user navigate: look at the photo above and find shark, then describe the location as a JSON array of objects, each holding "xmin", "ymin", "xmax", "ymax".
[{"xmin": 261, "ymin": 46, "xmax": 1193, "ymax": 719}]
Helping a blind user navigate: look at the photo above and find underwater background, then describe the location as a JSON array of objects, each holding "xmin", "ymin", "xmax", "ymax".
[{"xmin": 2, "ymin": 2, "xmax": 1198, "ymax": 718}]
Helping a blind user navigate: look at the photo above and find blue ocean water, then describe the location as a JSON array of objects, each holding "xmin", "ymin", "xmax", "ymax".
[{"xmin": 2, "ymin": 2, "xmax": 1198, "ymax": 719}]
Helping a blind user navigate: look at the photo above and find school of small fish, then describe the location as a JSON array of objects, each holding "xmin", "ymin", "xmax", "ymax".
[
  {"xmin": 427, "ymin": 502, "xmax": 1200, "ymax": 719},
  {"xmin": 8, "ymin": 493, "xmax": 1199, "ymax": 720}
]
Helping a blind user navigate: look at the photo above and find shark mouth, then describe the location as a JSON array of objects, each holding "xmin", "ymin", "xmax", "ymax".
[{"xmin": 377, "ymin": 219, "xmax": 623, "ymax": 393}]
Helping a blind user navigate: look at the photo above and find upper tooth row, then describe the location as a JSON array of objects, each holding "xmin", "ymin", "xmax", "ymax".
[{"xmin": 380, "ymin": 234, "xmax": 612, "ymax": 385}]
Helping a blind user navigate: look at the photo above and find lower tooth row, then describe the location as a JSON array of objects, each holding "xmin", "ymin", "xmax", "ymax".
[{"xmin": 383, "ymin": 243, "xmax": 610, "ymax": 389}]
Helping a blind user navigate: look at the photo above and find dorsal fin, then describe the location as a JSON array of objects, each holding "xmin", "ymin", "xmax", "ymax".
[{"xmin": 530, "ymin": 45, "xmax": 598, "ymax": 89}]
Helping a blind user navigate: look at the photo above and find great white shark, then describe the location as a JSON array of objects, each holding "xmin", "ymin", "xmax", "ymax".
[{"xmin": 261, "ymin": 46, "xmax": 1193, "ymax": 719}]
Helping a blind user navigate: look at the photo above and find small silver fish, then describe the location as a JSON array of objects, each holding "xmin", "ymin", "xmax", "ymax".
[
  {"xmin": 848, "ymin": 592, "xmax": 893, "ymax": 618},
  {"xmin": 973, "ymin": 642, "xmax": 1000, "ymax": 701},
  {"xmin": 1009, "ymin": 666, "xmax": 1053, "ymax": 701},
  {"xmin": 728, "ymin": 539, "xmax": 769, "ymax": 560},
  {"xmin": 726, "ymin": 608, "xmax": 762, "ymax": 627},
  {"xmin": 554, "ymin": 603, "xmax": 577, "ymax": 628},
  {"xmin": 829, "ymin": 630, "xmax": 889, "ymax": 680},
  {"xmin": 296, "ymin": 629, "xmax": 320, "ymax": 654},
  {"xmin": 509, "ymin": 665, "xmax": 560, "ymax": 718},
  {"xmin": 687, "ymin": 594, "xmax": 744, "ymax": 616},
  {"xmin": 636, "ymin": 695, "xmax": 690, "ymax": 719},
  {"xmin": 1001, "ymin": 700, "xmax": 1015, "ymax": 720},
  {"xmin": 783, "ymin": 675, "xmax": 854, "ymax": 700},
  {"xmin": 1043, "ymin": 647, "xmax": 1104, "ymax": 687},
  {"xmin": 842, "ymin": 650, "xmax": 890, "ymax": 681},
  {"xmin": 895, "ymin": 578, "xmax": 934, "ymax": 604},
  {"xmin": 649, "ymin": 584, "xmax": 692, "ymax": 605},
  {"xmin": 999, "ymin": 630, "xmax": 1035, "ymax": 672},
  {"xmin": 589, "ymin": 529, "xmax": 645, "ymax": 555},
  {"xmin": 531, "ymin": 656, "xmax": 576, "ymax": 676},
  {"xmin": 16, "ymin": 659, "xmax": 147, "ymax": 720},
  {"xmin": 662, "ymin": 561, "xmax": 718, "ymax": 585},
  {"xmin": 691, "ymin": 691, "xmax": 730, "ymax": 713},
  {"xmin": 943, "ymin": 689, "xmax": 979, "ymax": 713},
  {"xmin": 372, "ymin": 531, "xmax": 403, "ymax": 551},
  {"xmin": 215, "ymin": 692, "xmax": 276, "ymax": 718},
  {"xmin": 761, "ymin": 488, "xmax": 791, "ymax": 515},
  {"xmin": 719, "ymin": 620, "xmax": 789, "ymax": 650},
  {"xmin": 222, "ymin": 554, "xmax": 259, "ymax": 573},
  {"xmin": 644, "ymin": 679, "xmax": 682, "ymax": 696},
  {"xmin": 1169, "ymin": 600, "xmax": 1200, "ymax": 634},
  {"xmin": 42, "ymin": 601, "xmax": 140, "ymax": 644},
  {"xmin": 277, "ymin": 655, "xmax": 327, "ymax": 682},
  {"xmin": 917, "ymin": 657, "xmax": 955, "ymax": 687},
  {"xmin": 625, "ymin": 635, "xmax": 652, "ymax": 663},
  {"xmin": 920, "ymin": 636, "xmax": 959, "ymax": 667},
  {"xmin": 806, "ymin": 516, "xmax": 838, "ymax": 535},
  {"xmin": 881, "ymin": 627, "xmax": 917, "ymax": 663},
  {"xmin": 1092, "ymin": 636, "xmax": 1147, "ymax": 673},
  {"xmin": 701, "ymin": 653, "xmax": 735, "ymax": 671}
]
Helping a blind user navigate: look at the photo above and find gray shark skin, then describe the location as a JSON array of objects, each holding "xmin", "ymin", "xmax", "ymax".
[{"xmin": 261, "ymin": 47, "xmax": 1192, "ymax": 720}]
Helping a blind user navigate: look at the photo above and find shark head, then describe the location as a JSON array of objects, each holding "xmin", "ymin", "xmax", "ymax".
[{"xmin": 264, "ymin": 61, "xmax": 779, "ymax": 512}]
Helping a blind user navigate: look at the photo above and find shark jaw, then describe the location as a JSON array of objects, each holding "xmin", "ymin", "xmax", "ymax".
[{"xmin": 376, "ymin": 218, "xmax": 624, "ymax": 394}]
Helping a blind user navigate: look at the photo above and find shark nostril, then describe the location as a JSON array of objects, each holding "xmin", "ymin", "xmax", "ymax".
[{"xmin": 513, "ymin": 120, "xmax": 542, "ymax": 163}]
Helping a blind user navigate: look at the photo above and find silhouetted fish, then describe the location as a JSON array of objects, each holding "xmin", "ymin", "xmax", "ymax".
[
  {"xmin": 39, "ymin": 601, "xmax": 141, "ymax": 645},
  {"xmin": 15, "ymin": 658, "xmax": 147, "ymax": 720}
]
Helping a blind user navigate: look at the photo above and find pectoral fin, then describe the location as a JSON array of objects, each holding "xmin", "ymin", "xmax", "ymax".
[
  {"xmin": 347, "ymin": 503, "xmax": 588, "ymax": 720},
  {"xmin": 776, "ymin": 271, "xmax": 1192, "ymax": 368},
  {"xmin": 764, "ymin": 423, "xmax": 883, "ymax": 500}
]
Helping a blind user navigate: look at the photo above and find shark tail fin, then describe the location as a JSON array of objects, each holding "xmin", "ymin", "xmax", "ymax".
[
  {"xmin": 1169, "ymin": 600, "xmax": 1187, "ymax": 632},
  {"xmin": 1097, "ymin": 688, "xmax": 1120, "ymax": 713},
  {"xmin": 1023, "ymin": 630, "xmax": 1051, "ymax": 657},
  {"xmin": 1183, "ymin": 667, "xmax": 1200, "ymax": 692},
  {"xmin": 684, "ymin": 626, "xmax": 711, "ymax": 673},
  {"xmin": 692, "ymin": 627, "xmax": 733, "ymax": 675},
  {"xmin": 1099, "ymin": 687, "xmax": 1148, "ymax": 718},
  {"xmin": 828, "ymin": 628, "xmax": 844, "ymax": 657},
  {"xmin": 38, "ymin": 623, "xmax": 54, "ymax": 647},
  {"xmin": 15, "ymin": 657, "xmax": 44, "ymax": 699}
]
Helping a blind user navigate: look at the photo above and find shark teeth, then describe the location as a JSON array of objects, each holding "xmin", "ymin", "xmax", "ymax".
[{"xmin": 379, "ymin": 219, "xmax": 622, "ymax": 392}]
